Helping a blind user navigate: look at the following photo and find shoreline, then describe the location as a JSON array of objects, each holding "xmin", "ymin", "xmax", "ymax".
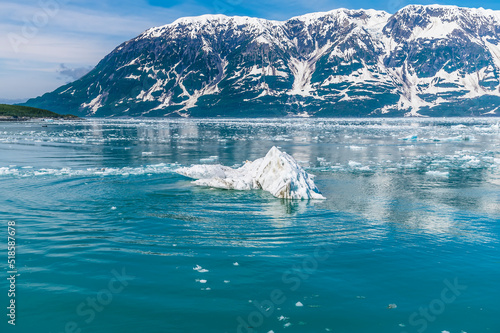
[{"xmin": 0, "ymin": 116, "xmax": 80, "ymax": 122}]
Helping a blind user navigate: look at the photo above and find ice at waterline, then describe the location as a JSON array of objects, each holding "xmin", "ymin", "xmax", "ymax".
[{"xmin": 176, "ymin": 146, "xmax": 325, "ymax": 200}]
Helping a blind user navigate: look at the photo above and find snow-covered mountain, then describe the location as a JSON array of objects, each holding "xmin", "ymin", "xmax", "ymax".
[{"xmin": 24, "ymin": 5, "xmax": 500, "ymax": 117}]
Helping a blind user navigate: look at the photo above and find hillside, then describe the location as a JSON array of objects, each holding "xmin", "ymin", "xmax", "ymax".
[{"xmin": 0, "ymin": 104, "xmax": 77, "ymax": 120}]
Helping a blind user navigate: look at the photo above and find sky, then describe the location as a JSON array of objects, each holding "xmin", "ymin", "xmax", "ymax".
[{"xmin": 1, "ymin": 0, "xmax": 500, "ymax": 102}]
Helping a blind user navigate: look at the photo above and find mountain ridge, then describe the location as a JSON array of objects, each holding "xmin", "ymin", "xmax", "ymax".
[{"xmin": 23, "ymin": 5, "xmax": 500, "ymax": 117}]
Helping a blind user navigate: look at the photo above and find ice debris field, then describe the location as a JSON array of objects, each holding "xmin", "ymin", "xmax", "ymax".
[{"xmin": 0, "ymin": 118, "xmax": 499, "ymax": 183}]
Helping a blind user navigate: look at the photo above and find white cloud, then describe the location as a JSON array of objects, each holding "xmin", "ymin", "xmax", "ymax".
[{"xmin": 0, "ymin": 0, "xmax": 200, "ymax": 99}]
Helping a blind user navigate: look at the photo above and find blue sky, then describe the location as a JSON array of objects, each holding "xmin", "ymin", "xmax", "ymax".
[{"xmin": 1, "ymin": 0, "xmax": 500, "ymax": 102}]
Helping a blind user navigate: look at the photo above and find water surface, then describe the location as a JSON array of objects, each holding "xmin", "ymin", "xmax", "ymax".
[{"xmin": 0, "ymin": 118, "xmax": 499, "ymax": 333}]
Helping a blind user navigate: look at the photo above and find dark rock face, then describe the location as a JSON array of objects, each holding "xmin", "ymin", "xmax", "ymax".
[{"xmin": 24, "ymin": 5, "xmax": 500, "ymax": 117}]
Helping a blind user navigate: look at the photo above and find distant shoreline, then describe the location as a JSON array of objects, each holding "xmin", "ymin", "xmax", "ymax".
[
  {"xmin": 0, "ymin": 104, "xmax": 78, "ymax": 121},
  {"xmin": 0, "ymin": 116, "xmax": 79, "ymax": 122}
]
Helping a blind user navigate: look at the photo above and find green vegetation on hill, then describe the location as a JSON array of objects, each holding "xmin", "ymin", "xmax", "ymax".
[{"xmin": 0, "ymin": 104, "xmax": 77, "ymax": 119}]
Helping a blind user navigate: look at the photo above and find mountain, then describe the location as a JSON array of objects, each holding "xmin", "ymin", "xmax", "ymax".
[{"xmin": 23, "ymin": 5, "xmax": 500, "ymax": 117}]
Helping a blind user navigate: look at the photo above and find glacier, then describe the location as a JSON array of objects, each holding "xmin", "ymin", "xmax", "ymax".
[{"xmin": 176, "ymin": 147, "xmax": 325, "ymax": 200}]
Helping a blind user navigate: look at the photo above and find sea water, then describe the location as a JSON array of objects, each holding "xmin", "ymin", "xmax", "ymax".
[{"xmin": 0, "ymin": 118, "xmax": 499, "ymax": 333}]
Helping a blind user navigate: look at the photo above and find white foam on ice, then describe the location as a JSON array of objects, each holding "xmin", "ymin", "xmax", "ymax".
[{"xmin": 176, "ymin": 147, "xmax": 325, "ymax": 200}]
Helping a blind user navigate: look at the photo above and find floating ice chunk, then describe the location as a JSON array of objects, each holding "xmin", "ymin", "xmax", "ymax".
[
  {"xmin": 400, "ymin": 135, "xmax": 418, "ymax": 141},
  {"xmin": 348, "ymin": 161, "xmax": 362, "ymax": 168},
  {"xmin": 425, "ymin": 171, "xmax": 449, "ymax": 178},
  {"xmin": 142, "ymin": 152, "xmax": 154, "ymax": 156},
  {"xmin": 200, "ymin": 156, "xmax": 219, "ymax": 163},
  {"xmin": 176, "ymin": 147, "xmax": 325, "ymax": 200},
  {"xmin": 387, "ymin": 303, "xmax": 397, "ymax": 309},
  {"xmin": 435, "ymin": 135, "xmax": 472, "ymax": 142},
  {"xmin": 295, "ymin": 301, "xmax": 304, "ymax": 307},
  {"xmin": 111, "ymin": 206, "xmax": 117, "ymax": 210},
  {"xmin": 199, "ymin": 279, "xmax": 207, "ymax": 284},
  {"xmin": 233, "ymin": 262, "xmax": 239, "ymax": 266},
  {"xmin": 193, "ymin": 265, "xmax": 209, "ymax": 273}
]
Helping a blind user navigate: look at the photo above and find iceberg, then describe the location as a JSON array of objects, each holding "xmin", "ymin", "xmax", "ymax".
[{"xmin": 176, "ymin": 146, "xmax": 325, "ymax": 200}]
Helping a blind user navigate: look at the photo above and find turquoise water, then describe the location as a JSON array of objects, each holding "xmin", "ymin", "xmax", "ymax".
[{"xmin": 0, "ymin": 118, "xmax": 499, "ymax": 333}]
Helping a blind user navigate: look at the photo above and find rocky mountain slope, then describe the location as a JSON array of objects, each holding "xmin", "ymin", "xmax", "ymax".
[{"xmin": 24, "ymin": 5, "xmax": 500, "ymax": 117}]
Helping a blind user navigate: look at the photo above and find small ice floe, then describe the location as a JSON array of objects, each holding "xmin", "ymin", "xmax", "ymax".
[
  {"xmin": 348, "ymin": 161, "xmax": 371, "ymax": 172},
  {"xmin": 400, "ymin": 135, "xmax": 418, "ymax": 141},
  {"xmin": 176, "ymin": 146, "xmax": 325, "ymax": 200},
  {"xmin": 348, "ymin": 160, "xmax": 362, "ymax": 168},
  {"xmin": 284, "ymin": 322, "xmax": 292, "ymax": 328},
  {"xmin": 426, "ymin": 170, "xmax": 450, "ymax": 178},
  {"xmin": 111, "ymin": 206, "xmax": 117, "ymax": 210},
  {"xmin": 442, "ymin": 331, "xmax": 450, "ymax": 333},
  {"xmin": 278, "ymin": 315, "xmax": 288, "ymax": 321},
  {"xmin": 433, "ymin": 135, "xmax": 473, "ymax": 142},
  {"xmin": 199, "ymin": 279, "xmax": 207, "ymax": 284},
  {"xmin": 295, "ymin": 302, "xmax": 304, "ymax": 307},
  {"xmin": 142, "ymin": 152, "xmax": 154, "ymax": 156},
  {"xmin": 193, "ymin": 265, "xmax": 209, "ymax": 273},
  {"xmin": 200, "ymin": 156, "xmax": 219, "ymax": 163},
  {"xmin": 233, "ymin": 262, "xmax": 239, "ymax": 266},
  {"xmin": 224, "ymin": 280, "xmax": 230, "ymax": 283},
  {"xmin": 387, "ymin": 304, "xmax": 397, "ymax": 309}
]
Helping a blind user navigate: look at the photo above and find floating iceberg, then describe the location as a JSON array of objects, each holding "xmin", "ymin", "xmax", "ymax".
[{"xmin": 176, "ymin": 146, "xmax": 325, "ymax": 200}]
